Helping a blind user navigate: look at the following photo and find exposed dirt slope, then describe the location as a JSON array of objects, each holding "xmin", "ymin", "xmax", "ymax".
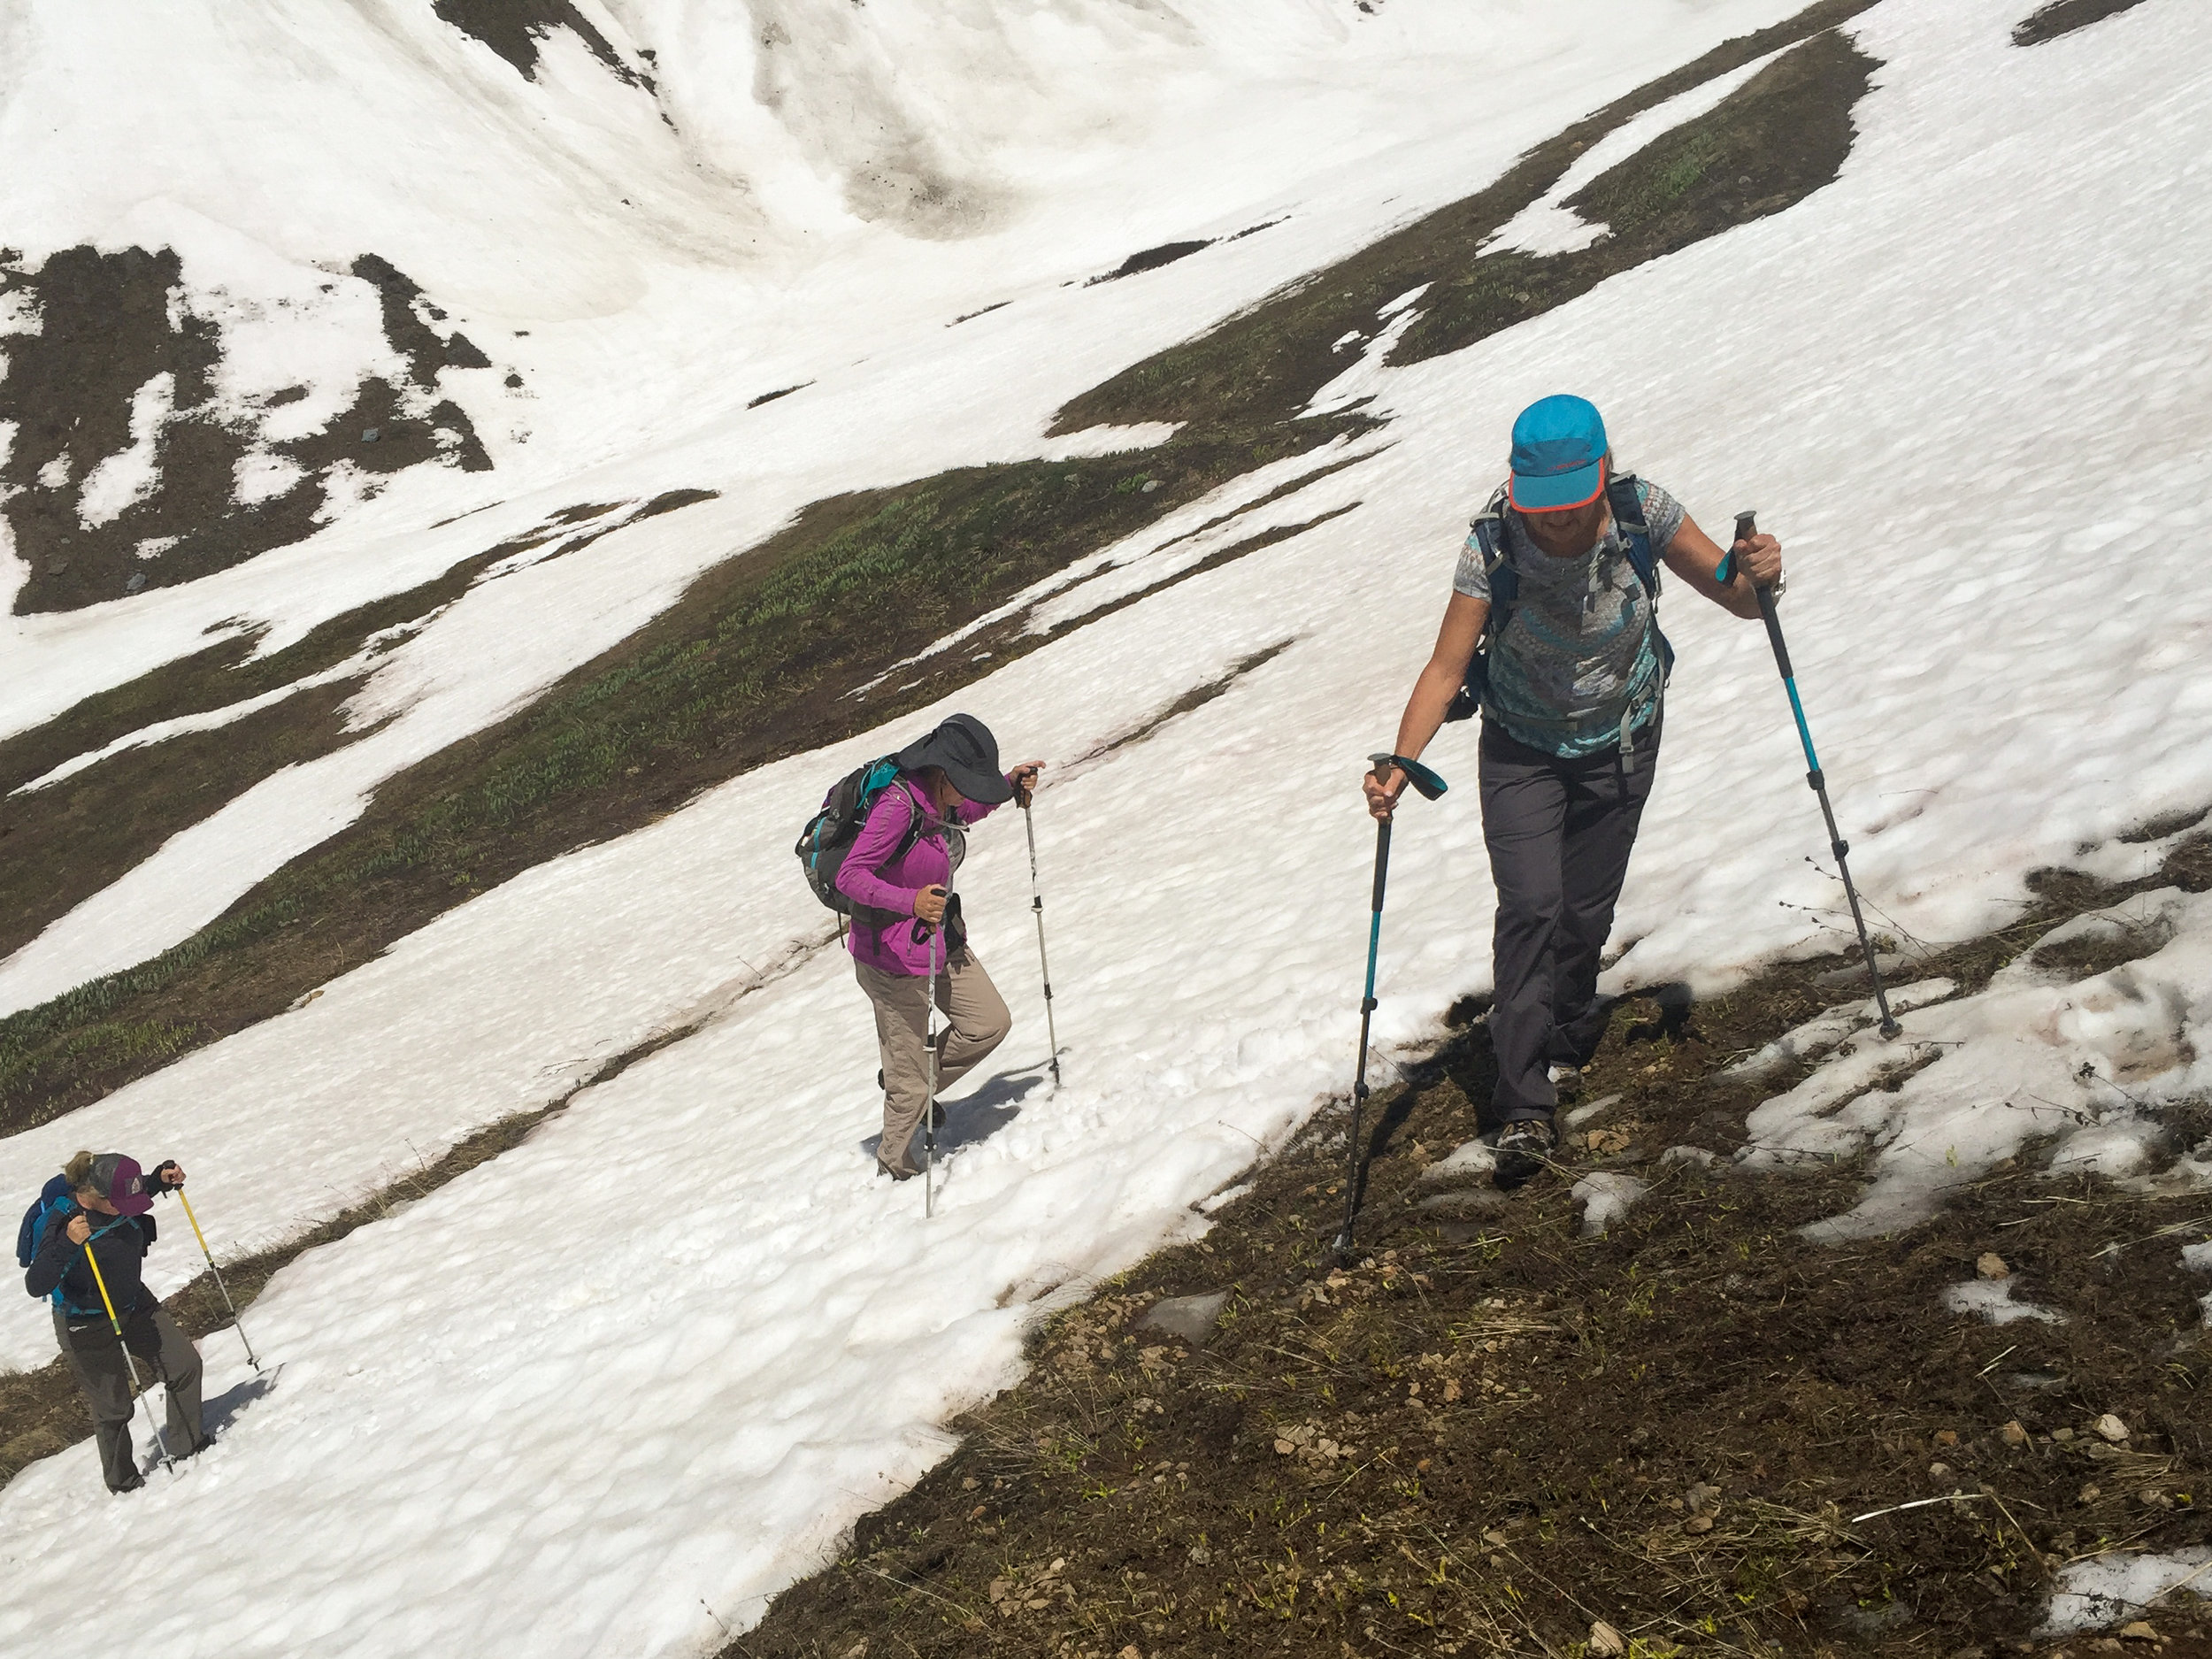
[{"xmin": 729, "ymin": 834, "xmax": 2212, "ymax": 1659}]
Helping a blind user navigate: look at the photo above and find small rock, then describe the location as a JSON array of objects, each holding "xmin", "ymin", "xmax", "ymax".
[
  {"xmin": 1931, "ymin": 1463, "xmax": 1954, "ymax": 1479},
  {"xmin": 961, "ymin": 1477, "xmax": 978, "ymax": 1491},
  {"xmin": 1118, "ymin": 1646, "xmax": 1144, "ymax": 1659},
  {"xmin": 1685, "ymin": 1482, "xmax": 1722, "ymax": 1514},
  {"xmin": 2093, "ymin": 1413, "xmax": 2131, "ymax": 1443},
  {"xmin": 1978, "ymin": 1252, "xmax": 2010, "ymax": 1280},
  {"xmin": 2001, "ymin": 1420, "xmax": 2029, "ymax": 1446},
  {"xmin": 362, "ymin": 426, "xmax": 380, "ymax": 442},
  {"xmin": 2117, "ymin": 1623, "xmax": 2158, "ymax": 1642},
  {"xmin": 1563, "ymin": 1093, "xmax": 1624, "ymax": 1128},
  {"xmin": 125, "ymin": 572, "xmax": 148, "ymax": 595},
  {"xmin": 2053, "ymin": 1427, "xmax": 2075, "ymax": 1442},
  {"xmin": 1139, "ymin": 1291, "xmax": 1228, "ymax": 1347},
  {"xmin": 1660, "ymin": 1145, "xmax": 1719, "ymax": 1170},
  {"xmin": 1935, "ymin": 1429, "xmax": 1961, "ymax": 1447},
  {"xmin": 2078, "ymin": 1484, "xmax": 2101, "ymax": 1504},
  {"xmin": 1140, "ymin": 479, "xmax": 1161, "ymax": 494},
  {"xmin": 1590, "ymin": 1621, "xmax": 1627, "ymax": 1657},
  {"xmin": 1683, "ymin": 1513, "xmax": 1714, "ymax": 1534}
]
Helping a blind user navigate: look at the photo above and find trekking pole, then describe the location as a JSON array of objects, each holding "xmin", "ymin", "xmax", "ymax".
[
  {"xmin": 1720, "ymin": 511, "xmax": 1901, "ymax": 1038},
  {"xmin": 1335, "ymin": 752, "xmax": 1448, "ymax": 1257},
  {"xmin": 175, "ymin": 1188, "xmax": 262, "ymax": 1373},
  {"xmin": 81, "ymin": 1240, "xmax": 175, "ymax": 1471},
  {"xmin": 1021, "ymin": 799, "xmax": 1063, "ymax": 1088},
  {"xmin": 922, "ymin": 889, "xmax": 950, "ymax": 1220}
]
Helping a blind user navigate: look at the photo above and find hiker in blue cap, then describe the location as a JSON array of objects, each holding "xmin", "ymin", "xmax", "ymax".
[{"xmin": 1363, "ymin": 394, "xmax": 1782, "ymax": 1184}]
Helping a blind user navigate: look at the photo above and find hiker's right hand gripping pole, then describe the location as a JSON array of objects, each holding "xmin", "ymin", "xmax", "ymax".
[{"xmin": 1731, "ymin": 511, "xmax": 1901, "ymax": 1039}]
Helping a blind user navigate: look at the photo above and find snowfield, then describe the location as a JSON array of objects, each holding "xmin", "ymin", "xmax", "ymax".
[{"xmin": 4, "ymin": 0, "xmax": 2212, "ymax": 1653}]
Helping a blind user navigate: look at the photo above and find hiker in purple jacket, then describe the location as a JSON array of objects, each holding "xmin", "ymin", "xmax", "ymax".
[{"xmin": 837, "ymin": 714, "xmax": 1042, "ymax": 1180}]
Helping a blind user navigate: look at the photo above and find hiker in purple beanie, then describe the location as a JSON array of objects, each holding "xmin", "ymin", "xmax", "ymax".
[
  {"xmin": 20, "ymin": 1149, "xmax": 204, "ymax": 1490},
  {"xmin": 1364, "ymin": 395, "xmax": 1782, "ymax": 1185},
  {"xmin": 837, "ymin": 713, "xmax": 1042, "ymax": 1180}
]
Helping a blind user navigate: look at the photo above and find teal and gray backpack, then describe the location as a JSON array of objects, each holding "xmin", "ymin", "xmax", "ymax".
[
  {"xmin": 1443, "ymin": 472, "xmax": 1674, "ymax": 724},
  {"xmin": 795, "ymin": 757, "xmax": 926, "ymax": 914}
]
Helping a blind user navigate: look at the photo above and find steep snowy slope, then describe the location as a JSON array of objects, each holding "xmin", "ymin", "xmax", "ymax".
[
  {"xmin": 0, "ymin": 0, "xmax": 1809, "ymax": 1010},
  {"xmin": 3, "ymin": 0, "xmax": 2209, "ymax": 1655}
]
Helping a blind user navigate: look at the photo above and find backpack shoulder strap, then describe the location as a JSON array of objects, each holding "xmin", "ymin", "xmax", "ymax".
[
  {"xmin": 1472, "ymin": 485, "xmax": 1517, "ymax": 613},
  {"xmin": 1607, "ymin": 472, "xmax": 1660, "ymax": 598}
]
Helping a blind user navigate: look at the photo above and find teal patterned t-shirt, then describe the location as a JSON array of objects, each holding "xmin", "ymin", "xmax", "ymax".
[{"xmin": 1450, "ymin": 478, "xmax": 1685, "ymax": 758}]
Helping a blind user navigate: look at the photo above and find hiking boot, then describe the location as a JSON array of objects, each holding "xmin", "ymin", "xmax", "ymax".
[
  {"xmin": 1548, "ymin": 1064, "xmax": 1584, "ymax": 1105},
  {"xmin": 876, "ymin": 1154, "xmax": 920, "ymax": 1182},
  {"xmin": 1493, "ymin": 1118, "xmax": 1556, "ymax": 1188}
]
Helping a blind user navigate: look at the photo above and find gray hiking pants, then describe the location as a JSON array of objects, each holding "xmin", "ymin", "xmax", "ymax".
[
  {"xmin": 1479, "ymin": 717, "xmax": 1660, "ymax": 1127},
  {"xmin": 55, "ymin": 1302, "xmax": 206, "ymax": 1490},
  {"xmin": 857, "ymin": 948, "xmax": 1011, "ymax": 1175}
]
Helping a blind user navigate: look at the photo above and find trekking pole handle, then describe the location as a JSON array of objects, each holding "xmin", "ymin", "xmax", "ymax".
[
  {"xmin": 1368, "ymin": 751, "xmax": 1448, "ymax": 803},
  {"xmin": 1714, "ymin": 510, "xmax": 1758, "ymax": 587}
]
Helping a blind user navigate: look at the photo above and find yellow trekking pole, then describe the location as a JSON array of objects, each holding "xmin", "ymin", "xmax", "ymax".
[
  {"xmin": 177, "ymin": 1189, "xmax": 262, "ymax": 1372},
  {"xmin": 81, "ymin": 1236, "xmax": 175, "ymax": 1470}
]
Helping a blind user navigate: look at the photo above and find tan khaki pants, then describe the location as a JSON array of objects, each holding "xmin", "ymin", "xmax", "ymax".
[{"xmin": 856, "ymin": 948, "xmax": 1010, "ymax": 1175}]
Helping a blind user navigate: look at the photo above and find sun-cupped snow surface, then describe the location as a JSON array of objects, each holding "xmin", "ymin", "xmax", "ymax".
[
  {"xmin": 4, "ymin": 1, "xmax": 2212, "ymax": 1654},
  {"xmin": 1741, "ymin": 887, "xmax": 2212, "ymax": 1237},
  {"xmin": 0, "ymin": 0, "xmax": 1810, "ymax": 1010}
]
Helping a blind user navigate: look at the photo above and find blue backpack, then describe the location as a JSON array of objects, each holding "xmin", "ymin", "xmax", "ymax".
[
  {"xmin": 1443, "ymin": 472, "xmax": 1674, "ymax": 724},
  {"xmin": 17, "ymin": 1176, "xmax": 130, "ymax": 1317}
]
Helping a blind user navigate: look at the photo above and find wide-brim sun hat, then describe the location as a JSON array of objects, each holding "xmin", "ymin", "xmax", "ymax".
[
  {"xmin": 1508, "ymin": 393, "xmax": 1609, "ymax": 511},
  {"xmin": 895, "ymin": 712, "xmax": 1012, "ymax": 804},
  {"xmin": 88, "ymin": 1153, "xmax": 153, "ymax": 1216}
]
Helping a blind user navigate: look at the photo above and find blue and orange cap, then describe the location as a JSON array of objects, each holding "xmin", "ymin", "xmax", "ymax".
[{"xmin": 1508, "ymin": 394, "xmax": 1609, "ymax": 511}]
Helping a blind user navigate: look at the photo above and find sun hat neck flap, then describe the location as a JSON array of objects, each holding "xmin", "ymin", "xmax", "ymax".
[
  {"xmin": 87, "ymin": 1153, "xmax": 152, "ymax": 1216},
  {"xmin": 895, "ymin": 712, "xmax": 1012, "ymax": 805}
]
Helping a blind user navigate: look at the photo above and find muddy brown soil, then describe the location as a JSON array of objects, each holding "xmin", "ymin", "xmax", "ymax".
[
  {"xmin": 2014, "ymin": 0, "xmax": 2154, "ymax": 47},
  {"xmin": 728, "ymin": 833, "xmax": 2212, "ymax": 1659}
]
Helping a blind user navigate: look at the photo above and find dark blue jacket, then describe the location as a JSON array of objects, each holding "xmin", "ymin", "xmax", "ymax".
[{"xmin": 22, "ymin": 1169, "xmax": 173, "ymax": 1321}]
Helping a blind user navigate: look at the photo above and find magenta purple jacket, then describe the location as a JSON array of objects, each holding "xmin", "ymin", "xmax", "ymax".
[{"xmin": 836, "ymin": 776, "xmax": 1006, "ymax": 976}]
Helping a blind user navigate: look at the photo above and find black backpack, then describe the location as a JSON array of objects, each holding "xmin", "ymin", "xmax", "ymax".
[
  {"xmin": 1443, "ymin": 472, "xmax": 1674, "ymax": 723},
  {"xmin": 795, "ymin": 757, "xmax": 926, "ymax": 915}
]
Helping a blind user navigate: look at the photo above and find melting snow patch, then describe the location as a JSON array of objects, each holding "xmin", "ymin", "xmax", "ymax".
[
  {"xmin": 1942, "ymin": 1279, "xmax": 2064, "ymax": 1325},
  {"xmin": 1419, "ymin": 1139, "xmax": 1498, "ymax": 1185},
  {"xmin": 2044, "ymin": 1547, "xmax": 2212, "ymax": 1634},
  {"xmin": 2183, "ymin": 1240, "xmax": 2212, "ymax": 1273},
  {"xmin": 1375, "ymin": 283, "xmax": 1429, "ymax": 321},
  {"xmin": 1037, "ymin": 422, "xmax": 1182, "ymax": 461},
  {"xmin": 234, "ymin": 449, "xmax": 307, "ymax": 506},
  {"xmin": 1742, "ymin": 889, "xmax": 2212, "ymax": 1239},
  {"xmin": 75, "ymin": 372, "xmax": 174, "ymax": 527},
  {"xmin": 1727, "ymin": 979, "xmax": 1958, "ymax": 1080},
  {"xmin": 1572, "ymin": 1171, "xmax": 1647, "ymax": 1237}
]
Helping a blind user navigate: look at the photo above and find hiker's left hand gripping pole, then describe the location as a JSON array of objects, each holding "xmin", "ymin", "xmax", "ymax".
[
  {"xmin": 1335, "ymin": 753, "xmax": 1448, "ymax": 1258},
  {"xmin": 177, "ymin": 1187, "xmax": 263, "ymax": 1373},
  {"xmin": 1726, "ymin": 511, "xmax": 1901, "ymax": 1039}
]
